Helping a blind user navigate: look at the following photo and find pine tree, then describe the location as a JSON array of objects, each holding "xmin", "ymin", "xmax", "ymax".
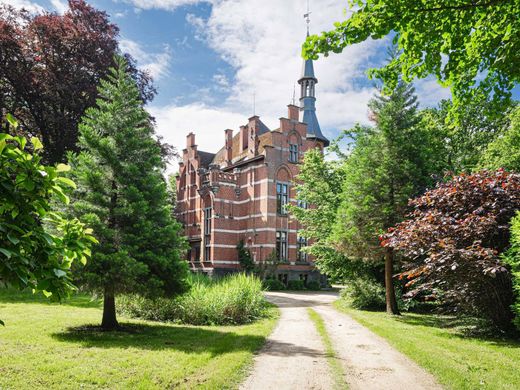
[
  {"xmin": 69, "ymin": 56, "xmax": 188, "ymax": 330},
  {"xmin": 334, "ymin": 81, "xmax": 434, "ymax": 315}
]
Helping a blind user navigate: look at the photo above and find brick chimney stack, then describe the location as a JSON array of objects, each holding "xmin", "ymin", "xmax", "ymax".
[
  {"xmin": 225, "ymin": 129, "xmax": 233, "ymax": 164},
  {"xmin": 239, "ymin": 125, "xmax": 248, "ymax": 151},
  {"xmin": 186, "ymin": 132, "xmax": 196, "ymax": 148},
  {"xmin": 288, "ymin": 104, "xmax": 299, "ymax": 121}
]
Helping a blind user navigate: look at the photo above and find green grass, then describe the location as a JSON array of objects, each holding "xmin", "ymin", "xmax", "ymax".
[
  {"xmin": 334, "ymin": 300, "xmax": 520, "ymax": 390},
  {"xmin": 0, "ymin": 289, "xmax": 278, "ymax": 389},
  {"xmin": 307, "ymin": 308, "xmax": 347, "ymax": 390}
]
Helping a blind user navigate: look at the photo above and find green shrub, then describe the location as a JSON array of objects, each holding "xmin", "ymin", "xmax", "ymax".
[
  {"xmin": 306, "ymin": 280, "xmax": 321, "ymax": 291},
  {"xmin": 287, "ymin": 280, "xmax": 305, "ymax": 290},
  {"xmin": 263, "ymin": 278, "xmax": 285, "ymax": 291},
  {"xmin": 502, "ymin": 212, "xmax": 520, "ymax": 331},
  {"xmin": 119, "ymin": 273, "xmax": 268, "ymax": 325},
  {"xmin": 340, "ymin": 277, "xmax": 386, "ymax": 310}
]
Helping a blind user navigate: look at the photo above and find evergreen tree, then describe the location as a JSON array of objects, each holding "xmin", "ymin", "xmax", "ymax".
[
  {"xmin": 333, "ymin": 81, "xmax": 433, "ymax": 314},
  {"xmin": 69, "ymin": 56, "xmax": 188, "ymax": 330}
]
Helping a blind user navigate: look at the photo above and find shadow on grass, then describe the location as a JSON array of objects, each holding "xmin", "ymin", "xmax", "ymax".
[
  {"xmin": 0, "ymin": 289, "xmax": 101, "ymax": 309},
  {"xmin": 51, "ymin": 322, "xmax": 267, "ymax": 355},
  {"xmin": 394, "ymin": 312, "xmax": 520, "ymax": 347}
]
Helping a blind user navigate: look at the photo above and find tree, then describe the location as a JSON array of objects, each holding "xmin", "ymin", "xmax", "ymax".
[
  {"xmin": 419, "ymin": 97, "xmax": 515, "ymax": 173},
  {"xmin": 0, "ymin": 0, "xmax": 155, "ymax": 163},
  {"xmin": 0, "ymin": 115, "xmax": 95, "ymax": 325},
  {"xmin": 288, "ymin": 148, "xmax": 350, "ymax": 281},
  {"xmin": 303, "ymin": 0, "xmax": 519, "ymax": 118},
  {"xmin": 333, "ymin": 82, "xmax": 436, "ymax": 314},
  {"xmin": 502, "ymin": 212, "xmax": 520, "ymax": 332},
  {"xmin": 481, "ymin": 106, "xmax": 520, "ymax": 172},
  {"xmin": 68, "ymin": 56, "xmax": 187, "ymax": 330},
  {"xmin": 382, "ymin": 170, "xmax": 520, "ymax": 331}
]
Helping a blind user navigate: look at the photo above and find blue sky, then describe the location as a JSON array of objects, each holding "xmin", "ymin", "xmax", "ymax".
[{"xmin": 9, "ymin": 0, "xmax": 511, "ymax": 166}]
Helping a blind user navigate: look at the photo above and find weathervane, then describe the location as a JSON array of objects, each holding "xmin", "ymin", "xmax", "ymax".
[{"xmin": 304, "ymin": 0, "xmax": 311, "ymax": 35}]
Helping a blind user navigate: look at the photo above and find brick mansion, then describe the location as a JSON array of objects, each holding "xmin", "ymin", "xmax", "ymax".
[{"xmin": 175, "ymin": 49, "xmax": 329, "ymax": 285}]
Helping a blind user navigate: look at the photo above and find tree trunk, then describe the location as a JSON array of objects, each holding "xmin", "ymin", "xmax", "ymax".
[
  {"xmin": 101, "ymin": 286, "xmax": 119, "ymax": 330},
  {"xmin": 385, "ymin": 247, "xmax": 400, "ymax": 315}
]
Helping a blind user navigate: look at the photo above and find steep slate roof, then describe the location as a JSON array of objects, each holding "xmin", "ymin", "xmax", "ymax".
[{"xmin": 198, "ymin": 150, "xmax": 216, "ymax": 168}]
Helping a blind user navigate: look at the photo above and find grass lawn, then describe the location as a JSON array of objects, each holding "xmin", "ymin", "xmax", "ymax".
[
  {"xmin": 334, "ymin": 300, "xmax": 520, "ymax": 390},
  {"xmin": 0, "ymin": 290, "xmax": 278, "ymax": 389}
]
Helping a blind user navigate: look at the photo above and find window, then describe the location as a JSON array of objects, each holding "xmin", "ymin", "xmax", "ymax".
[
  {"xmin": 276, "ymin": 231, "xmax": 287, "ymax": 261},
  {"xmin": 276, "ymin": 182, "xmax": 288, "ymax": 215},
  {"xmin": 204, "ymin": 207, "xmax": 212, "ymax": 261},
  {"xmin": 289, "ymin": 143, "xmax": 298, "ymax": 163},
  {"xmin": 297, "ymin": 235, "xmax": 308, "ymax": 262}
]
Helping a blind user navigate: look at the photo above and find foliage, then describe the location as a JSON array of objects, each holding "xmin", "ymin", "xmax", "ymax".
[
  {"xmin": 382, "ymin": 170, "xmax": 520, "ymax": 330},
  {"xmin": 0, "ymin": 115, "xmax": 95, "ymax": 320},
  {"xmin": 254, "ymin": 250, "xmax": 281, "ymax": 280},
  {"xmin": 334, "ymin": 81, "xmax": 436, "ymax": 313},
  {"xmin": 0, "ymin": 289, "xmax": 278, "ymax": 389},
  {"xmin": 481, "ymin": 106, "xmax": 520, "ymax": 172},
  {"xmin": 306, "ymin": 280, "xmax": 321, "ymax": 291},
  {"xmin": 287, "ymin": 280, "xmax": 305, "ymax": 291},
  {"xmin": 303, "ymin": 0, "xmax": 520, "ymax": 119},
  {"xmin": 119, "ymin": 273, "xmax": 268, "ymax": 325},
  {"xmin": 68, "ymin": 56, "xmax": 187, "ymax": 330},
  {"xmin": 237, "ymin": 239, "xmax": 255, "ymax": 273},
  {"xmin": 262, "ymin": 278, "xmax": 285, "ymax": 291},
  {"xmin": 421, "ymin": 97, "xmax": 514, "ymax": 173},
  {"xmin": 502, "ymin": 212, "xmax": 520, "ymax": 331},
  {"xmin": 0, "ymin": 0, "xmax": 155, "ymax": 163},
  {"xmin": 288, "ymin": 147, "xmax": 348, "ymax": 280},
  {"xmin": 340, "ymin": 278, "xmax": 386, "ymax": 310},
  {"xmin": 335, "ymin": 301, "xmax": 520, "ymax": 389}
]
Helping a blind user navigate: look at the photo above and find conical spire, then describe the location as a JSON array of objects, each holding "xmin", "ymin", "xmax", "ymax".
[{"xmin": 297, "ymin": 55, "xmax": 329, "ymax": 147}]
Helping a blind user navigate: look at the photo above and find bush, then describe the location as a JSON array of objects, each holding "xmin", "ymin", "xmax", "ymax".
[
  {"xmin": 263, "ymin": 278, "xmax": 285, "ymax": 291},
  {"xmin": 119, "ymin": 273, "xmax": 268, "ymax": 325},
  {"xmin": 306, "ymin": 280, "xmax": 321, "ymax": 291},
  {"xmin": 502, "ymin": 212, "xmax": 520, "ymax": 332},
  {"xmin": 340, "ymin": 277, "xmax": 386, "ymax": 310},
  {"xmin": 287, "ymin": 280, "xmax": 305, "ymax": 290}
]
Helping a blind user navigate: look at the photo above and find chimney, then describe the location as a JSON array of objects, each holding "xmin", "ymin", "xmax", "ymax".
[
  {"xmin": 288, "ymin": 104, "xmax": 299, "ymax": 121},
  {"xmin": 240, "ymin": 125, "xmax": 248, "ymax": 151},
  {"xmin": 225, "ymin": 129, "xmax": 233, "ymax": 164},
  {"xmin": 186, "ymin": 132, "xmax": 196, "ymax": 148}
]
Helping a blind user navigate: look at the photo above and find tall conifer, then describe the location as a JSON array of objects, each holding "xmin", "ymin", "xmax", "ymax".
[{"xmin": 69, "ymin": 56, "xmax": 187, "ymax": 330}]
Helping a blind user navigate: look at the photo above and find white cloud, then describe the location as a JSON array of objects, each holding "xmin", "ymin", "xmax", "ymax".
[
  {"xmin": 2, "ymin": 0, "xmax": 43, "ymax": 12},
  {"xmin": 150, "ymin": 103, "xmax": 246, "ymax": 155},
  {"xmin": 122, "ymin": 0, "xmax": 206, "ymax": 11},
  {"xmin": 49, "ymin": 0, "xmax": 67, "ymax": 14},
  {"xmin": 119, "ymin": 38, "xmax": 172, "ymax": 80},
  {"xmin": 415, "ymin": 78, "xmax": 452, "ymax": 107},
  {"xmin": 152, "ymin": 0, "xmax": 383, "ymax": 163}
]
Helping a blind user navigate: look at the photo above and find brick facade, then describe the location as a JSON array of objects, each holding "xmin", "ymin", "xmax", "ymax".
[{"xmin": 176, "ymin": 55, "xmax": 329, "ymax": 285}]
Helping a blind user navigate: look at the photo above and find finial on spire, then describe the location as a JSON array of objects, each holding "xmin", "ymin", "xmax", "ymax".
[
  {"xmin": 304, "ymin": 0, "xmax": 311, "ymax": 36},
  {"xmin": 292, "ymin": 83, "xmax": 296, "ymax": 105}
]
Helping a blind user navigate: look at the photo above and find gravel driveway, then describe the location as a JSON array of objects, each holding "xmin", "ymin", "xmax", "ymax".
[{"xmin": 240, "ymin": 291, "xmax": 442, "ymax": 390}]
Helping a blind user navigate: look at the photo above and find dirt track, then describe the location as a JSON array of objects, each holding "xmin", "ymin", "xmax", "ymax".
[{"xmin": 240, "ymin": 291, "xmax": 442, "ymax": 390}]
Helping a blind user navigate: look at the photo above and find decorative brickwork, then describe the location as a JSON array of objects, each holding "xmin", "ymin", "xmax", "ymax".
[{"xmin": 176, "ymin": 56, "xmax": 329, "ymax": 285}]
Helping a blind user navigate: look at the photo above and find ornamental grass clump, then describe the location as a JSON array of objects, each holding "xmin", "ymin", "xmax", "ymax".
[{"xmin": 119, "ymin": 273, "xmax": 268, "ymax": 325}]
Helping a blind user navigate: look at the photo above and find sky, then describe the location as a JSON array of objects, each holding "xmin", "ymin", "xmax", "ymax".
[{"xmin": 5, "ymin": 0, "xmax": 456, "ymax": 167}]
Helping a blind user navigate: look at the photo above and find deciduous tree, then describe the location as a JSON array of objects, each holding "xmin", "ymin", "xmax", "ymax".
[
  {"xmin": 0, "ymin": 0, "xmax": 155, "ymax": 163},
  {"xmin": 303, "ymin": 0, "xmax": 519, "ymax": 119},
  {"xmin": 382, "ymin": 170, "xmax": 520, "ymax": 330},
  {"xmin": 0, "ymin": 115, "xmax": 95, "ymax": 325}
]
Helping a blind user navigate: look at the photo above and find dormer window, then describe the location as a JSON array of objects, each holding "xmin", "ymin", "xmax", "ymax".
[{"xmin": 289, "ymin": 144, "xmax": 298, "ymax": 163}]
